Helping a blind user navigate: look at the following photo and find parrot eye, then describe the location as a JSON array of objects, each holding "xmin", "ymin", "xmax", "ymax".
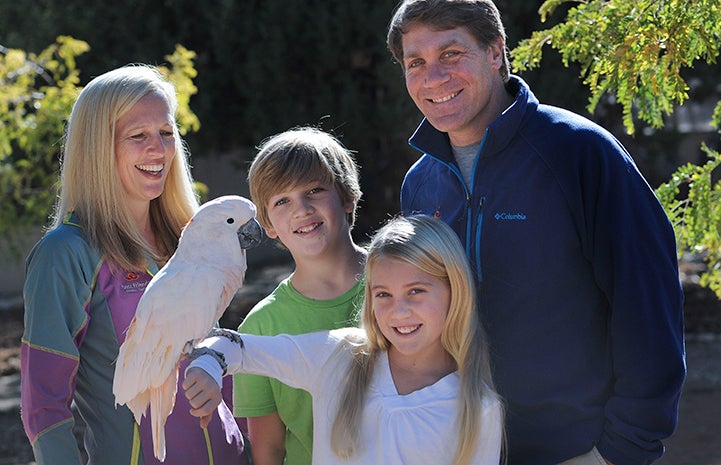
[{"xmin": 227, "ymin": 218, "xmax": 235, "ymax": 224}]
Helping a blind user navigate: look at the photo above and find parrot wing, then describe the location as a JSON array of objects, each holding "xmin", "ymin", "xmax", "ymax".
[
  {"xmin": 113, "ymin": 259, "xmax": 240, "ymax": 407},
  {"xmin": 112, "ymin": 195, "xmax": 260, "ymax": 461},
  {"xmin": 113, "ymin": 261, "xmax": 244, "ymax": 461}
]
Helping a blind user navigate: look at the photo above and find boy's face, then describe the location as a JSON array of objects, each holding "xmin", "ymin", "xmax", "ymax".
[{"xmin": 264, "ymin": 180, "xmax": 354, "ymax": 259}]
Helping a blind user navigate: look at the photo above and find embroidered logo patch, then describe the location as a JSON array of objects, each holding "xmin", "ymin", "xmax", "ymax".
[
  {"xmin": 122, "ymin": 271, "xmax": 150, "ymax": 293},
  {"xmin": 494, "ymin": 212, "xmax": 527, "ymax": 221}
]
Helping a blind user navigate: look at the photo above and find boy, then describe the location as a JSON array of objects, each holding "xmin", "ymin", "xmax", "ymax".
[{"xmin": 235, "ymin": 127, "xmax": 366, "ymax": 465}]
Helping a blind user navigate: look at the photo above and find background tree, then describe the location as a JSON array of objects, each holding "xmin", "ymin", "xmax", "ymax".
[
  {"xmin": 0, "ymin": 37, "xmax": 200, "ymax": 253},
  {"xmin": 0, "ymin": 0, "xmax": 615, "ymax": 241},
  {"xmin": 0, "ymin": 0, "xmax": 421, "ymax": 239},
  {"xmin": 511, "ymin": 0, "xmax": 721, "ymax": 298},
  {"xmin": 0, "ymin": 37, "xmax": 87, "ymax": 250},
  {"xmin": 2, "ymin": 0, "xmax": 719, "ymax": 295}
]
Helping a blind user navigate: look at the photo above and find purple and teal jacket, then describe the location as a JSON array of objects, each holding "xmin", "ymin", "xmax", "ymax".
[{"xmin": 21, "ymin": 213, "xmax": 246, "ymax": 465}]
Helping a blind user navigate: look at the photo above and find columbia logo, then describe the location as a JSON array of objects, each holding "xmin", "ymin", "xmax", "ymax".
[{"xmin": 494, "ymin": 212, "xmax": 527, "ymax": 221}]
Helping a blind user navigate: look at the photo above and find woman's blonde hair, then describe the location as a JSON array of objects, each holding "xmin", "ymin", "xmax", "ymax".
[
  {"xmin": 331, "ymin": 215, "xmax": 502, "ymax": 465},
  {"xmin": 248, "ymin": 127, "xmax": 362, "ymax": 232},
  {"xmin": 52, "ymin": 64, "xmax": 198, "ymax": 271}
]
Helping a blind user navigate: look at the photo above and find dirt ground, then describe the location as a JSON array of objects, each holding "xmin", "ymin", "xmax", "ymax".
[{"xmin": 1, "ymin": 265, "xmax": 720, "ymax": 465}]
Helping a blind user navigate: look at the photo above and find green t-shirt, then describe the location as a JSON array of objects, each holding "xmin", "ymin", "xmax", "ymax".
[{"xmin": 234, "ymin": 275, "xmax": 364, "ymax": 465}]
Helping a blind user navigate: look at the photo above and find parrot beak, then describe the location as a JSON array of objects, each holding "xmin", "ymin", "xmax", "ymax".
[{"xmin": 237, "ymin": 218, "xmax": 264, "ymax": 249}]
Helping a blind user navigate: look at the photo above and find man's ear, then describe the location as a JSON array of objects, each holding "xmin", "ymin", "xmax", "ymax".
[
  {"xmin": 344, "ymin": 200, "xmax": 356, "ymax": 215},
  {"xmin": 487, "ymin": 36, "xmax": 505, "ymax": 71}
]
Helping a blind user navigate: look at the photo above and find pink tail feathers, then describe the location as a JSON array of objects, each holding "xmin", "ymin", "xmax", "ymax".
[{"xmin": 150, "ymin": 369, "xmax": 180, "ymax": 461}]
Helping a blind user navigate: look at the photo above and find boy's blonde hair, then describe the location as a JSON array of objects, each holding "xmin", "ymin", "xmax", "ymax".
[
  {"xmin": 331, "ymin": 215, "xmax": 503, "ymax": 465},
  {"xmin": 248, "ymin": 127, "xmax": 362, "ymax": 232},
  {"xmin": 53, "ymin": 64, "xmax": 198, "ymax": 271}
]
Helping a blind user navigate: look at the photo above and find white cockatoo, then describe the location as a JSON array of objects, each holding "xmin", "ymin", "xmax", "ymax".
[{"xmin": 112, "ymin": 195, "xmax": 263, "ymax": 461}]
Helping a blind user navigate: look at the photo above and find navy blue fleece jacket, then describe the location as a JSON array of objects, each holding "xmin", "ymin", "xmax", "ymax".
[{"xmin": 401, "ymin": 75, "xmax": 685, "ymax": 465}]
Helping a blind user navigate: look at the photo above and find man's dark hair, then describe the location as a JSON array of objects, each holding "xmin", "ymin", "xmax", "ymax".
[{"xmin": 387, "ymin": 0, "xmax": 510, "ymax": 82}]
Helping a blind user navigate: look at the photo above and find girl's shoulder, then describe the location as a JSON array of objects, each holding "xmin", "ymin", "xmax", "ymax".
[
  {"xmin": 321, "ymin": 327, "xmax": 369, "ymax": 360},
  {"xmin": 330, "ymin": 326, "xmax": 366, "ymax": 343}
]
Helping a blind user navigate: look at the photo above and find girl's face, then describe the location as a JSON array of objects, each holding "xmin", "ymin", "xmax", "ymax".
[
  {"xmin": 114, "ymin": 91, "xmax": 176, "ymax": 215},
  {"xmin": 371, "ymin": 256, "xmax": 451, "ymax": 365}
]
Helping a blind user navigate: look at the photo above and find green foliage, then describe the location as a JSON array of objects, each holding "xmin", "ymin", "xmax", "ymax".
[
  {"xmin": 511, "ymin": 0, "xmax": 721, "ymax": 135},
  {"xmin": 0, "ymin": 37, "xmax": 200, "ymax": 254},
  {"xmin": 656, "ymin": 146, "xmax": 721, "ymax": 297},
  {"xmin": 193, "ymin": 181, "xmax": 209, "ymax": 203},
  {"xmin": 0, "ymin": 36, "xmax": 88, "ymax": 250},
  {"xmin": 157, "ymin": 44, "xmax": 200, "ymax": 136},
  {"xmin": 0, "ymin": 0, "xmax": 417, "ymax": 238},
  {"xmin": 511, "ymin": 0, "xmax": 721, "ymax": 299}
]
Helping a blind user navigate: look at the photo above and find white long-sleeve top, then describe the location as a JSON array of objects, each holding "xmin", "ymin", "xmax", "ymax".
[{"xmin": 191, "ymin": 327, "xmax": 503, "ymax": 465}]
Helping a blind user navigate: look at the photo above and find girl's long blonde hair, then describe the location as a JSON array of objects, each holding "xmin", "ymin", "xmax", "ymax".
[
  {"xmin": 52, "ymin": 65, "xmax": 198, "ymax": 271},
  {"xmin": 331, "ymin": 215, "xmax": 503, "ymax": 465}
]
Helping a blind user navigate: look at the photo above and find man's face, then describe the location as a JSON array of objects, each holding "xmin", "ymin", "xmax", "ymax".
[{"xmin": 401, "ymin": 23, "xmax": 505, "ymax": 146}]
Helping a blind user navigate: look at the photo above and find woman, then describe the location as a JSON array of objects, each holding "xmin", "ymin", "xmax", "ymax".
[{"xmin": 20, "ymin": 65, "xmax": 247, "ymax": 465}]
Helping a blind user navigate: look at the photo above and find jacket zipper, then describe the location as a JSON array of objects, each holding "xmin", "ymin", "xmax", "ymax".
[{"xmin": 475, "ymin": 197, "xmax": 485, "ymax": 283}]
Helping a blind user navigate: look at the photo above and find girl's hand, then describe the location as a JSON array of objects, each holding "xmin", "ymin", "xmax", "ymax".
[{"xmin": 182, "ymin": 367, "xmax": 222, "ymax": 428}]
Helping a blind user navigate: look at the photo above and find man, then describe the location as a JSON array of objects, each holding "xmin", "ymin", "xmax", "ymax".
[{"xmin": 386, "ymin": 1, "xmax": 686, "ymax": 464}]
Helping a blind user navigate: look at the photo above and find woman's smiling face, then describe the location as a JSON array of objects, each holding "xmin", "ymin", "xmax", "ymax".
[{"xmin": 114, "ymin": 90, "xmax": 176, "ymax": 210}]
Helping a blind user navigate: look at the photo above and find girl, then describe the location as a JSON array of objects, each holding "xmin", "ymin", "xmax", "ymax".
[{"xmin": 184, "ymin": 215, "xmax": 504, "ymax": 465}]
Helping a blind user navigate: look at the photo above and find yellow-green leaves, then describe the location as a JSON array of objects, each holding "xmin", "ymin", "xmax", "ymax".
[
  {"xmin": 0, "ymin": 38, "xmax": 199, "ymax": 255},
  {"xmin": 656, "ymin": 146, "xmax": 721, "ymax": 297},
  {"xmin": 512, "ymin": 0, "xmax": 721, "ymax": 135},
  {"xmin": 512, "ymin": 0, "xmax": 721, "ymax": 299},
  {"xmin": 0, "ymin": 37, "xmax": 89, "ymax": 247},
  {"xmin": 158, "ymin": 45, "xmax": 200, "ymax": 136}
]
